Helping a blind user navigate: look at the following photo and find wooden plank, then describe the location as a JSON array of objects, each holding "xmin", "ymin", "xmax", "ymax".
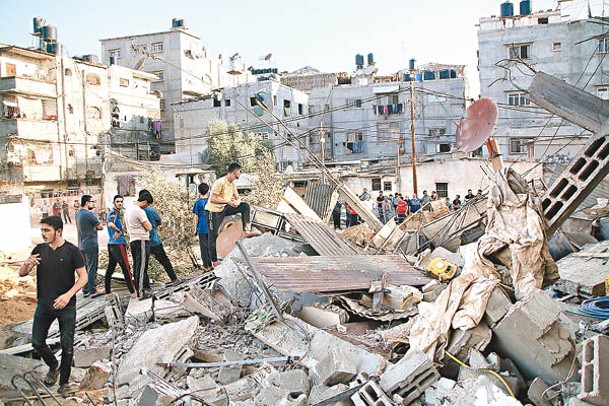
[{"xmin": 528, "ymin": 72, "xmax": 609, "ymax": 133}]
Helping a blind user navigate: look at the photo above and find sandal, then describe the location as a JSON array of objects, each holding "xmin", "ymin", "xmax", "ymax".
[{"xmin": 43, "ymin": 366, "xmax": 59, "ymax": 386}]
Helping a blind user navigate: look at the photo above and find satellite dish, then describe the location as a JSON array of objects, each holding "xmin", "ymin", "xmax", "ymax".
[
  {"xmin": 255, "ymin": 91, "xmax": 274, "ymax": 111},
  {"xmin": 456, "ymin": 98, "xmax": 498, "ymax": 152},
  {"xmin": 134, "ymin": 57, "xmax": 146, "ymax": 70}
]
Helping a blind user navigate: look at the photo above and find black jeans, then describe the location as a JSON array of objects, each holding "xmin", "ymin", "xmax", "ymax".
[
  {"xmin": 81, "ymin": 246, "xmax": 99, "ymax": 295},
  {"xmin": 106, "ymin": 244, "xmax": 135, "ymax": 294},
  {"xmin": 198, "ymin": 233, "xmax": 212, "ymax": 268},
  {"xmin": 63, "ymin": 211, "xmax": 71, "ymax": 223},
  {"xmin": 150, "ymin": 244, "xmax": 177, "ymax": 281},
  {"xmin": 32, "ymin": 303, "xmax": 76, "ymax": 386},
  {"xmin": 130, "ymin": 240, "xmax": 151, "ymax": 295},
  {"xmin": 206, "ymin": 202, "xmax": 251, "ymax": 263}
]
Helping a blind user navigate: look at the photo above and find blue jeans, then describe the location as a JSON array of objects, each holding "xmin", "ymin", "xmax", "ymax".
[
  {"xmin": 32, "ymin": 304, "xmax": 76, "ymax": 385},
  {"xmin": 81, "ymin": 246, "xmax": 99, "ymax": 294}
]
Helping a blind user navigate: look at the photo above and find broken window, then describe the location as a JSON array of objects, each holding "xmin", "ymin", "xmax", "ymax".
[
  {"xmin": 435, "ymin": 183, "xmax": 448, "ymax": 198},
  {"xmin": 153, "ymin": 71, "xmax": 164, "ymax": 81},
  {"xmin": 507, "ymin": 92, "xmax": 530, "ymax": 106},
  {"xmin": 109, "ymin": 49, "xmax": 122, "ymax": 59},
  {"xmin": 119, "ymin": 78, "xmax": 129, "ymax": 87},
  {"xmin": 509, "ymin": 138, "xmax": 530, "ymax": 154},
  {"xmin": 346, "ymin": 132, "xmax": 363, "ymax": 153},
  {"xmin": 213, "ymin": 98, "xmax": 221, "ymax": 107},
  {"xmin": 372, "ymin": 178, "xmax": 382, "ymax": 191},
  {"xmin": 508, "ymin": 44, "xmax": 530, "ymax": 59},
  {"xmin": 437, "ymin": 143, "xmax": 451, "ymax": 153}
]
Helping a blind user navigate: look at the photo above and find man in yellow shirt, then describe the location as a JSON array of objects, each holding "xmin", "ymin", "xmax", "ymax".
[{"xmin": 205, "ymin": 163, "xmax": 258, "ymax": 267}]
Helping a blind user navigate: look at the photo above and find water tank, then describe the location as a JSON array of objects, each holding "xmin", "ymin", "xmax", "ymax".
[
  {"xmin": 172, "ymin": 18, "xmax": 185, "ymax": 28},
  {"xmin": 367, "ymin": 53, "xmax": 374, "ymax": 65},
  {"xmin": 404, "ymin": 73, "xmax": 412, "ymax": 82},
  {"xmin": 439, "ymin": 69, "xmax": 450, "ymax": 79},
  {"xmin": 355, "ymin": 54, "xmax": 364, "ymax": 68},
  {"xmin": 519, "ymin": 0, "xmax": 531, "ymax": 15},
  {"xmin": 42, "ymin": 25, "xmax": 57, "ymax": 42},
  {"xmin": 450, "ymin": 69, "xmax": 457, "ymax": 78},
  {"xmin": 415, "ymin": 73, "xmax": 423, "ymax": 81},
  {"xmin": 423, "ymin": 70, "xmax": 435, "ymax": 80},
  {"xmin": 33, "ymin": 17, "xmax": 46, "ymax": 34},
  {"xmin": 409, "ymin": 58, "xmax": 416, "ymax": 70},
  {"xmin": 500, "ymin": 1, "xmax": 514, "ymax": 17},
  {"xmin": 46, "ymin": 43, "xmax": 57, "ymax": 55}
]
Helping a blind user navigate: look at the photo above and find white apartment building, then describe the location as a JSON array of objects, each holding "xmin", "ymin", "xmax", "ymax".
[
  {"xmin": 0, "ymin": 44, "xmax": 160, "ymax": 193},
  {"xmin": 477, "ymin": 1, "xmax": 609, "ymax": 161},
  {"xmin": 172, "ymin": 79, "xmax": 309, "ymax": 169},
  {"xmin": 100, "ymin": 19, "xmax": 252, "ymax": 151}
]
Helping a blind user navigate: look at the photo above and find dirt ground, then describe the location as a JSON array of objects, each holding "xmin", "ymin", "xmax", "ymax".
[{"xmin": 0, "ymin": 261, "xmax": 37, "ymax": 349}]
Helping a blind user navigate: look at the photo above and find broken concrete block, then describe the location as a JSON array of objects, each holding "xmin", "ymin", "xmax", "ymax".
[
  {"xmin": 153, "ymin": 299, "xmax": 192, "ymax": 321},
  {"xmin": 566, "ymin": 398, "xmax": 596, "ymax": 406},
  {"xmin": 79, "ymin": 361, "xmax": 111, "ymax": 391},
  {"xmin": 380, "ymin": 350, "xmax": 439, "ymax": 403},
  {"xmin": 528, "ymin": 377, "xmax": 554, "ymax": 406},
  {"xmin": 118, "ymin": 316, "xmax": 199, "ymax": 394},
  {"xmin": 492, "ymin": 290, "xmax": 576, "ymax": 383},
  {"xmin": 484, "ymin": 286, "xmax": 512, "ymax": 327},
  {"xmin": 137, "ymin": 384, "xmax": 173, "ymax": 406},
  {"xmin": 468, "ymin": 348, "xmax": 491, "ymax": 369},
  {"xmin": 0, "ymin": 354, "xmax": 46, "ymax": 390},
  {"xmin": 125, "ymin": 297, "xmax": 153, "ymax": 324},
  {"xmin": 217, "ymin": 350, "xmax": 243, "ymax": 385},
  {"xmin": 578, "ymin": 334, "xmax": 609, "ymax": 406},
  {"xmin": 423, "ymin": 377, "xmax": 456, "ymax": 406},
  {"xmin": 254, "ymin": 386, "xmax": 307, "ymax": 406},
  {"xmin": 273, "ymin": 369, "xmax": 310, "ymax": 397},
  {"xmin": 298, "ymin": 305, "xmax": 348, "ymax": 329},
  {"xmin": 351, "ymin": 380, "xmax": 392, "ymax": 406},
  {"xmin": 447, "ymin": 324, "xmax": 492, "ymax": 362},
  {"xmin": 314, "ymin": 351, "xmax": 357, "ymax": 386},
  {"xmin": 308, "ymin": 384, "xmax": 351, "ymax": 406},
  {"xmin": 443, "ymin": 375, "xmax": 523, "ymax": 406},
  {"xmin": 73, "ymin": 345, "xmax": 112, "ymax": 368}
]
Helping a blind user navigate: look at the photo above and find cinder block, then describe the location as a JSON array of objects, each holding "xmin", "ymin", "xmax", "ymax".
[
  {"xmin": 578, "ymin": 334, "xmax": 609, "ymax": 406},
  {"xmin": 380, "ymin": 350, "xmax": 438, "ymax": 402},
  {"xmin": 314, "ymin": 351, "xmax": 357, "ymax": 386},
  {"xmin": 274, "ymin": 369, "xmax": 310, "ymax": 397},
  {"xmin": 483, "ymin": 287, "xmax": 512, "ymax": 326},
  {"xmin": 351, "ymin": 380, "xmax": 392, "ymax": 406}
]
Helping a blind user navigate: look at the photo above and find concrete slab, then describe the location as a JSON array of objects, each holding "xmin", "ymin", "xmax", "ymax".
[
  {"xmin": 314, "ymin": 351, "xmax": 357, "ymax": 386},
  {"xmin": 0, "ymin": 353, "xmax": 45, "ymax": 390},
  {"xmin": 273, "ymin": 369, "xmax": 310, "ymax": 397},
  {"xmin": 125, "ymin": 297, "xmax": 153, "ymax": 324},
  {"xmin": 298, "ymin": 305, "xmax": 348, "ymax": 329},
  {"xmin": 217, "ymin": 350, "xmax": 243, "ymax": 385},
  {"xmin": 73, "ymin": 345, "xmax": 112, "ymax": 368},
  {"xmin": 117, "ymin": 316, "xmax": 199, "ymax": 393}
]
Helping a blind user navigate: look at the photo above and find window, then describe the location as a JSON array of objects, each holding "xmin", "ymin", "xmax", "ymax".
[
  {"xmin": 283, "ymin": 100, "xmax": 291, "ymax": 116},
  {"xmin": 435, "ymin": 183, "xmax": 448, "ymax": 198},
  {"xmin": 298, "ymin": 103, "xmax": 304, "ymax": 115},
  {"xmin": 109, "ymin": 49, "xmax": 122, "ymax": 59},
  {"xmin": 224, "ymin": 99, "xmax": 231, "ymax": 107},
  {"xmin": 119, "ymin": 78, "xmax": 129, "ymax": 87},
  {"xmin": 508, "ymin": 44, "xmax": 530, "ymax": 59},
  {"xmin": 509, "ymin": 138, "xmax": 531, "ymax": 154},
  {"xmin": 599, "ymin": 38, "xmax": 609, "ymax": 54},
  {"xmin": 597, "ymin": 87, "xmax": 609, "ymax": 100},
  {"xmin": 67, "ymin": 104, "xmax": 73, "ymax": 114},
  {"xmin": 250, "ymin": 96, "xmax": 258, "ymax": 107},
  {"xmin": 5, "ymin": 63, "xmax": 16, "ymax": 76},
  {"xmin": 346, "ymin": 99, "xmax": 362, "ymax": 108},
  {"xmin": 377, "ymin": 122, "xmax": 399, "ymax": 141},
  {"xmin": 150, "ymin": 42, "xmax": 164, "ymax": 53},
  {"xmin": 377, "ymin": 94, "xmax": 399, "ymax": 105},
  {"xmin": 86, "ymin": 73, "xmax": 101, "ymax": 86},
  {"xmin": 87, "ymin": 106, "xmax": 102, "ymax": 120},
  {"xmin": 64, "ymin": 68, "xmax": 72, "ymax": 76},
  {"xmin": 160, "ymin": 99, "xmax": 166, "ymax": 110},
  {"xmin": 213, "ymin": 98, "xmax": 221, "ymax": 107},
  {"xmin": 428, "ymin": 128, "xmax": 446, "ymax": 136},
  {"xmin": 346, "ymin": 132, "xmax": 363, "ymax": 153},
  {"xmin": 383, "ymin": 181, "xmax": 392, "ymax": 191},
  {"xmin": 273, "ymin": 95, "xmax": 278, "ymax": 106},
  {"xmin": 552, "ymin": 42, "xmax": 562, "ymax": 52},
  {"xmin": 293, "ymin": 181, "xmax": 308, "ymax": 188},
  {"xmin": 152, "ymin": 71, "xmax": 164, "ymax": 81},
  {"xmin": 372, "ymin": 178, "xmax": 382, "ymax": 191},
  {"xmin": 507, "ymin": 92, "xmax": 530, "ymax": 106},
  {"xmin": 437, "ymin": 143, "xmax": 451, "ymax": 153}
]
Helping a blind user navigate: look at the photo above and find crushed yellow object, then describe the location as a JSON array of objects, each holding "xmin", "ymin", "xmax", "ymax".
[{"xmin": 425, "ymin": 258, "xmax": 458, "ymax": 281}]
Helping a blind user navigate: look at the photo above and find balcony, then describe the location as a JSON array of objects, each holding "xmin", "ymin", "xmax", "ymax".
[
  {"xmin": 0, "ymin": 77, "xmax": 57, "ymax": 99},
  {"xmin": 0, "ymin": 119, "xmax": 59, "ymax": 141}
]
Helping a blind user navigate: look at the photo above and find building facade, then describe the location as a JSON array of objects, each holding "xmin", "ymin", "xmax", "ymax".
[
  {"xmin": 100, "ymin": 19, "xmax": 252, "ymax": 151},
  {"xmin": 477, "ymin": 2, "xmax": 609, "ymax": 161},
  {"xmin": 173, "ymin": 79, "xmax": 309, "ymax": 169}
]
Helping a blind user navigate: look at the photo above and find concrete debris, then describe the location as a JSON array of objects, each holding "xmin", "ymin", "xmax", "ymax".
[
  {"xmin": 217, "ymin": 350, "xmax": 243, "ymax": 385},
  {"xmin": 0, "ymin": 353, "xmax": 45, "ymax": 390},
  {"xmin": 137, "ymin": 384, "xmax": 174, "ymax": 406},
  {"xmin": 125, "ymin": 297, "xmax": 154, "ymax": 324},
  {"xmin": 423, "ymin": 377, "xmax": 457, "ymax": 406},
  {"xmin": 313, "ymin": 351, "xmax": 357, "ymax": 385},
  {"xmin": 578, "ymin": 334, "xmax": 609, "ymax": 405},
  {"xmin": 350, "ymin": 373, "xmax": 393, "ymax": 406},
  {"xmin": 553, "ymin": 240, "xmax": 609, "ymax": 298},
  {"xmin": 483, "ymin": 286, "xmax": 513, "ymax": 327},
  {"xmin": 308, "ymin": 383, "xmax": 351, "ymax": 406},
  {"xmin": 492, "ymin": 290, "xmax": 577, "ymax": 383},
  {"xmin": 272, "ymin": 369, "xmax": 310, "ymax": 397},
  {"xmin": 421, "ymin": 280, "xmax": 446, "ymax": 302},
  {"xmin": 118, "ymin": 316, "xmax": 199, "ymax": 393},
  {"xmin": 73, "ymin": 345, "xmax": 112, "ymax": 368},
  {"xmin": 379, "ymin": 350, "xmax": 439, "ymax": 403},
  {"xmin": 254, "ymin": 386, "xmax": 307, "ymax": 406},
  {"xmin": 79, "ymin": 361, "xmax": 111, "ymax": 391},
  {"xmin": 443, "ymin": 375, "xmax": 523, "ymax": 406},
  {"xmin": 528, "ymin": 377, "xmax": 555, "ymax": 406},
  {"xmin": 153, "ymin": 298, "xmax": 193, "ymax": 321},
  {"xmin": 298, "ymin": 304, "xmax": 349, "ymax": 329},
  {"xmin": 445, "ymin": 323, "xmax": 492, "ymax": 366}
]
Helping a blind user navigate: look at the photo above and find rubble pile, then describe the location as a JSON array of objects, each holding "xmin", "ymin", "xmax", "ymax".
[{"xmin": 1, "ymin": 171, "xmax": 609, "ymax": 406}]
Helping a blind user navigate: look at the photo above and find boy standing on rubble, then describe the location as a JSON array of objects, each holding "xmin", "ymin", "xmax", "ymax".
[
  {"xmin": 205, "ymin": 163, "xmax": 260, "ymax": 268},
  {"xmin": 124, "ymin": 192, "xmax": 153, "ymax": 298},
  {"xmin": 193, "ymin": 183, "xmax": 213, "ymax": 270},
  {"xmin": 19, "ymin": 215, "xmax": 87, "ymax": 397},
  {"xmin": 105, "ymin": 195, "xmax": 136, "ymax": 298}
]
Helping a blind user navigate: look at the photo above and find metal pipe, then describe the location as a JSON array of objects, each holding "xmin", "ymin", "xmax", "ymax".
[{"xmin": 157, "ymin": 355, "xmax": 299, "ymax": 369}]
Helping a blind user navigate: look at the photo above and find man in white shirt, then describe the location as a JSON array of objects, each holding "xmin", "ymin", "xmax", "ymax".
[{"xmin": 124, "ymin": 192, "xmax": 153, "ymax": 299}]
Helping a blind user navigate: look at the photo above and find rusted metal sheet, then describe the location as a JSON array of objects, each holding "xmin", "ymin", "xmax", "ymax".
[
  {"xmin": 250, "ymin": 255, "xmax": 432, "ymax": 293},
  {"xmin": 284, "ymin": 213, "xmax": 361, "ymax": 256},
  {"xmin": 304, "ymin": 182, "xmax": 339, "ymax": 223}
]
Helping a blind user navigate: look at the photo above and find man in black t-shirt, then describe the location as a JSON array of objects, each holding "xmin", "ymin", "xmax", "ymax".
[{"xmin": 19, "ymin": 216, "xmax": 87, "ymax": 396}]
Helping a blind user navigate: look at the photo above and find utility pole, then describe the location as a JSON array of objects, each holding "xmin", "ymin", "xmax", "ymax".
[
  {"xmin": 409, "ymin": 80, "xmax": 418, "ymax": 195},
  {"xmin": 189, "ymin": 128, "xmax": 193, "ymax": 167},
  {"xmin": 320, "ymin": 123, "xmax": 326, "ymax": 183},
  {"xmin": 81, "ymin": 69, "xmax": 89, "ymax": 177}
]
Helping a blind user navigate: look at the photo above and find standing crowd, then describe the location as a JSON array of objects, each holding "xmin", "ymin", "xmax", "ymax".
[
  {"xmin": 334, "ymin": 187, "xmax": 484, "ymax": 229},
  {"xmin": 19, "ymin": 162, "xmax": 259, "ymax": 395}
]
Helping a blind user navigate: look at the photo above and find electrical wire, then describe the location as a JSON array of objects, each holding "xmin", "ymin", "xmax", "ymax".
[{"xmin": 568, "ymin": 297, "xmax": 609, "ymax": 319}]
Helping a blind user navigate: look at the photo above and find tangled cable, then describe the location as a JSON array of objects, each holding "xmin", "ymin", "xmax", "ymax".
[{"xmin": 578, "ymin": 297, "xmax": 609, "ymax": 319}]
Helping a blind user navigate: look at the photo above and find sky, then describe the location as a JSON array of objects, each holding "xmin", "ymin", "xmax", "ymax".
[{"xmin": 0, "ymin": 0, "xmax": 576, "ymax": 95}]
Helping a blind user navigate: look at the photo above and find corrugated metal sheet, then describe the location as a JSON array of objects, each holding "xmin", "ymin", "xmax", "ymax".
[
  {"xmin": 284, "ymin": 213, "xmax": 360, "ymax": 256},
  {"xmin": 304, "ymin": 182, "xmax": 338, "ymax": 223},
  {"xmin": 250, "ymin": 255, "xmax": 433, "ymax": 293}
]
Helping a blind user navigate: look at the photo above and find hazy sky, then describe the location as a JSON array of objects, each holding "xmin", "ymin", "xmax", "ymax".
[{"xmin": 0, "ymin": 0, "xmax": 589, "ymax": 92}]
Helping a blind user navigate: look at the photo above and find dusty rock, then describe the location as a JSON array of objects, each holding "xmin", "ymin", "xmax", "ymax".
[
  {"xmin": 79, "ymin": 361, "xmax": 111, "ymax": 390},
  {"xmin": 313, "ymin": 351, "xmax": 357, "ymax": 385}
]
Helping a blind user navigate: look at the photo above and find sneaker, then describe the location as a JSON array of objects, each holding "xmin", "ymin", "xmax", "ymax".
[
  {"xmin": 43, "ymin": 366, "xmax": 59, "ymax": 386},
  {"xmin": 82, "ymin": 291, "xmax": 91, "ymax": 298},
  {"xmin": 139, "ymin": 290, "xmax": 153, "ymax": 300}
]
